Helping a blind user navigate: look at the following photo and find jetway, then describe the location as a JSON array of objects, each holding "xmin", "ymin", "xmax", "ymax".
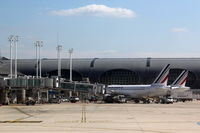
[
  {"xmin": 6, "ymin": 77, "xmax": 54, "ymax": 88},
  {"xmin": 0, "ymin": 77, "xmax": 105, "ymax": 105},
  {"xmin": 59, "ymin": 81, "xmax": 104, "ymax": 100}
]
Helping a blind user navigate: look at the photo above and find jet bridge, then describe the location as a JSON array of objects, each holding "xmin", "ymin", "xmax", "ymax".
[{"xmin": 0, "ymin": 77, "xmax": 104, "ymax": 104}]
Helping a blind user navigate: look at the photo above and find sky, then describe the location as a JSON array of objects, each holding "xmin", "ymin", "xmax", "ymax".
[{"xmin": 1, "ymin": 0, "xmax": 200, "ymax": 59}]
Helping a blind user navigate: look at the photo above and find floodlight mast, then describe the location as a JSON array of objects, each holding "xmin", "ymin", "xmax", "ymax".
[
  {"xmin": 35, "ymin": 41, "xmax": 43, "ymax": 78},
  {"xmin": 56, "ymin": 45, "xmax": 62, "ymax": 77},
  {"xmin": 35, "ymin": 41, "xmax": 39, "ymax": 78},
  {"xmin": 0, "ymin": 48, "xmax": 1, "ymax": 58},
  {"xmin": 68, "ymin": 48, "xmax": 73, "ymax": 82},
  {"xmin": 38, "ymin": 41, "xmax": 43, "ymax": 79},
  {"xmin": 8, "ymin": 35, "xmax": 14, "ymax": 79},
  {"xmin": 14, "ymin": 36, "xmax": 19, "ymax": 78}
]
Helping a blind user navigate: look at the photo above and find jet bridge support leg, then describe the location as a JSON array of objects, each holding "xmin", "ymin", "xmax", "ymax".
[
  {"xmin": 16, "ymin": 89, "xmax": 26, "ymax": 104},
  {"xmin": 0, "ymin": 89, "xmax": 9, "ymax": 105},
  {"xmin": 37, "ymin": 90, "xmax": 40, "ymax": 103},
  {"xmin": 46, "ymin": 90, "xmax": 49, "ymax": 102},
  {"xmin": 22, "ymin": 89, "xmax": 26, "ymax": 104},
  {"xmin": 69, "ymin": 91, "xmax": 72, "ymax": 97}
]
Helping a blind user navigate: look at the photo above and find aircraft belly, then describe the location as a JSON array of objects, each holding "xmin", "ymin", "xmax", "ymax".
[
  {"xmin": 148, "ymin": 88, "xmax": 167, "ymax": 97},
  {"xmin": 129, "ymin": 89, "xmax": 148, "ymax": 98}
]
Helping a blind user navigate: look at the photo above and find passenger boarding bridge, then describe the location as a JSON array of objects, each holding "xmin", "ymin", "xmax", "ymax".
[{"xmin": 0, "ymin": 77, "xmax": 104, "ymax": 105}]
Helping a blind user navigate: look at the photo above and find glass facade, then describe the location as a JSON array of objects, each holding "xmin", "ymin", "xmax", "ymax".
[{"xmin": 100, "ymin": 69, "xmax": 139, "ymax": 85}]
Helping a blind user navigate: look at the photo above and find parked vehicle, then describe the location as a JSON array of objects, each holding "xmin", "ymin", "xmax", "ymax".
[
  {"xmin": 88, "ymin": 96, "xmax": 98, "ymax": 102},
  {"xmin": 103, "ymin": 94, "xmax": 127, "ymax": 103},
  {"xmin": 26, "ymin": 97, "xmax": 36, "ymax": 105},
  {"xmin": 161, "ymin": 98, "xmax": 173, "ymax": 104},
  {"xmin": 49, "ymin": 98, "xmax": 61, "ymax": 104},
  {"xmin": 69, "ymin": 96, "xmax": 79, "ymax": 103},
  {"xmin": 61, "ymin": 98, "xmax": 69, "ymax": 102},
  {"xmin": 113, "ymin": 95, "xmax": 127, "ymax": 103}
]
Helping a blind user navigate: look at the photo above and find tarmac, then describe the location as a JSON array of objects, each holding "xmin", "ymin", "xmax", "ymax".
[{"xmin": 0, "ymin": 101, "xmax": 200, "ymax": 133}]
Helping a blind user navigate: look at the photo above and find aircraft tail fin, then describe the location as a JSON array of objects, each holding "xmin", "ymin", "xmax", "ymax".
[
  {"xmin": 172, "ymin": 70, "xmax": 188, "ymax": 87},
  {"xmin": 152, "ymin": 64, "xmax": 170, "ymax": 86}
]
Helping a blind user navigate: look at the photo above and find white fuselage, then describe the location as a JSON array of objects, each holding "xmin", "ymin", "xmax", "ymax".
[
  {"xmin": 106, "ymin": 84, "xmax": 169, "ymax": 98},
  {"xmin": 167, "ymin": 85, "xmax": 190, "ymax": 95}
]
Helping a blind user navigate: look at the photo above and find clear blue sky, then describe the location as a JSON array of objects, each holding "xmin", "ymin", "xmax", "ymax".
[{"xmin": 1, "ymin": 0, "xmax": 200, "ymax": 59}]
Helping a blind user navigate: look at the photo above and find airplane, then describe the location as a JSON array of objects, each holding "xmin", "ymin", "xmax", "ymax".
[
  {"xmin": 105, "ymin": 64, "xmax": 171, "ymax": 103},
  {"xmin": 105, "ymin": 67, "xmax": 190, "ymax": 103},
  {"xmin": 158, "ymin": 70, "xmax": 190, "ymax": 104}
]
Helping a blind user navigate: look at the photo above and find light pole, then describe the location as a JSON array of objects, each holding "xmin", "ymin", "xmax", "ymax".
[
  {"xmin": 35, "ymin": 41, "xmax": 43, "ymax": 78},
  {"xmin": 38, "ymin": 41, "xmax": 43, "ymax": 78},
  {"xmin": 35, "ymin": 41, "xmax": 39, "ymax": 78},
  {"xmin": 68, "ymin": 48, "xmax": 73, "ymax": 82},
  {"xmin": 0, "ymin": 48, "xmax": 1, "ymax": 58},
  {"xmin": 14, "ymin": 36, "xmax": 19, "ymax": 78},
  {"xmin": 56, "ymin": 45, "xmax": 62, "ymax": 77},
  {"xmin": 8, "ymin": 35, "xmax": 14, "ymax": 78}
]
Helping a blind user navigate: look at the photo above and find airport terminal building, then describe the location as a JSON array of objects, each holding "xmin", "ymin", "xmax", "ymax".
[{"xmin": 0, "ymin": 57, "xmax": 200, "ymax": 89}]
